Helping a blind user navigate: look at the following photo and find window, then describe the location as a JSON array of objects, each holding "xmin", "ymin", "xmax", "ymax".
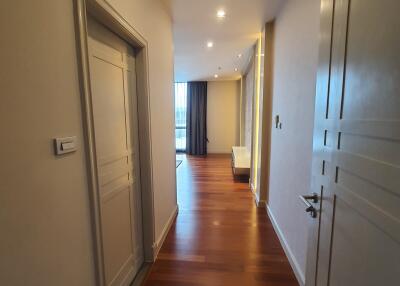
[{"xmin": 175, "ymin": 82, "xmax": 187, "ymax": 151}]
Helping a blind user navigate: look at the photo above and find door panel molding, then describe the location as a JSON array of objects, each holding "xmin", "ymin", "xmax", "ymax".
[
  {"xmin": 74, "ymin": 0, "xmax": 155, "ymax": 285},
  {"xmin": 306, "ymin": 0, "xmax": 400, "ymax": 285},
  {"xmin": 333, "ymin": 183, "xmax": 400, "ymax": 243}
]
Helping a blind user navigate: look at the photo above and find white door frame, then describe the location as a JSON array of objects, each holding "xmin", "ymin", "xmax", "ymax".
[{"xmin": 74, "ymin": 0, "xmax": 155, "ymax": 285}]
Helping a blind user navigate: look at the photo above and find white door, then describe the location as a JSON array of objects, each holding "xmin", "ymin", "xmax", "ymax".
[
  {"xmin": 87, "ymin": 18, "xmax": 144, "ymax": 286},
  {"xmin": 304, "ymin": 0, "xmax": 400, "ymax": 285}
]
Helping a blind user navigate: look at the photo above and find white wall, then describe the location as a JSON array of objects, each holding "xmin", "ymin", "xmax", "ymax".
[
  {"xmin": 244, "ymin": 55, "xmax": 256, "ymax": 151},
  {"xmin": 106, "ymin": 0, "xmax": 177, "ymax": 253},
  {"xmin": 267, "ymin": 0, "xmax": 320, "ymax": 284},
  {"xmin": 207, "ymin": 80, "xmax": 240, "ymax": 153},
  {"xmin": 0, "ymin": 0, "xmax": 175, "ymax": 285}
]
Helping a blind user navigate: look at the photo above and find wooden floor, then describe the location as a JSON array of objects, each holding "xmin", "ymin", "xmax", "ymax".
[{"xmin": 143, "ymin": 154, "xmax": 298, "ymax": 286}]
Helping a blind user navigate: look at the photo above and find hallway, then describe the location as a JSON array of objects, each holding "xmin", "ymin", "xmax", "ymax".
[{"xmin": 144, "ymin": 155, "xmax": 298, "ymax": 285}]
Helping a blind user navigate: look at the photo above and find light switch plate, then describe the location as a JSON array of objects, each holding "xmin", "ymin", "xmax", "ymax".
[
  {"xmin": 275, "ymin": 115, "xmax": 280, "ymax": 128},
  {"xmin": 54, "ymin": 136, "xmax": 77, "ymax": 155}
]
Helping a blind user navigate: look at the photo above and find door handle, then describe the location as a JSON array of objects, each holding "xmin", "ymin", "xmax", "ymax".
[{"xmin": 299, "ymin": 193, "xmax": 319, "ymax": 218}]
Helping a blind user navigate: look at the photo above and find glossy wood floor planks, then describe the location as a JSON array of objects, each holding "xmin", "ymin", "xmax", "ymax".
[{"xmin": 143, "ymin": 154, "xmax": 298, "ymax": 286}]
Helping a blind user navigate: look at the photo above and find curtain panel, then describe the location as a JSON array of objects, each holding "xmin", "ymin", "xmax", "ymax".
[{"xmin": 186, "ymin": 81, "xmax": 208, "ymax": 155}]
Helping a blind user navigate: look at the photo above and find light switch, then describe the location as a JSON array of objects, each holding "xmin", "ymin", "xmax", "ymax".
[
  {"xmin": 275, "ymin": 115, "xmax": 280, "ymax": 128},
  {"xmin": 61, "ymin": 141, "xmax": 75, "ymax": 151},
  {"xmin": 54, "ymin": 136, "xmax": 77, "ymax": 155}
]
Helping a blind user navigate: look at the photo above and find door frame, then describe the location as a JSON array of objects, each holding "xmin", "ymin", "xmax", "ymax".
[
  {"xmin": 258, "ymin": 20, "xmax": 274, "ymax": 205},
  {"xmin": 305, "ymin": 0, "xmax": 334, "ymax": 285},
  {"xmin": 74, "ymin": 0, "xmax": 155, "ymax": 285}
]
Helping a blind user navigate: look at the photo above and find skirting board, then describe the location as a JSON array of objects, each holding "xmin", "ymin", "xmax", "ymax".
[
  {"xmin": 130, "ymin": 263, "xmax": 151, "ymax": 286},
  {"xmin": 152, "ymin": 205, "xmax": 178, "ymax": 260},
  {"xmin": 250, "ymin": 183, "xmax": 266, "ymax": 208},
  {"xmin": 266, "ymin": 205, "xmax": 305, "ymax": 286}
]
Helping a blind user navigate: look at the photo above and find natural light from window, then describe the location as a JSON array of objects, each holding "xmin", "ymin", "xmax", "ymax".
[{"xmin": 175, "ymin": 82, "xmax": 187, "ymax": 151}]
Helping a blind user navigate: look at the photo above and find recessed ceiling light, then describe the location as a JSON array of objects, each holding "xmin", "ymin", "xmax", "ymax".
[
  {"xmin": 207, "ymin": 41, "xmax": 214, "ymax": 48},
  {"xmin": 234, "ymin": 68, "xmax": 238, "ymax": 72},
  {"xmin": 237, "ymin": 53, "xmax": 242, "ymax": 58},
  {"xmin": 217, "ymin": 10, "xmax": 226, "ymax": 18},
  {"xmin": 214, "ymin": 74, "xmax": 219, "ymax": 78}
]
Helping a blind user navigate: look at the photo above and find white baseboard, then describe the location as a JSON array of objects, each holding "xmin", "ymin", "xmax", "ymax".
[
  {"xmin": 266, "ymin": 205, "xmax": 305, "ymax": 286},
  {"xmin": 250, "ymin": 183, "xmax": 266, "ymax": 208},
  {"xmin": 152, "ymin": 205, "xmax": 178, "ymax": 260}
]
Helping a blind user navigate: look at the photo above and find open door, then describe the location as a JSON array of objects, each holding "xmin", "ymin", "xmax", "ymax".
[{"xmin": 303, "ymin": 0, "xmax": 400, "ymax": 285}]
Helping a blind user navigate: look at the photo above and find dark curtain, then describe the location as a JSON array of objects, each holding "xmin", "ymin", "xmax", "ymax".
[{"xmin": 186, "ymin": 81, "xmax": 208, "ymax": 155}]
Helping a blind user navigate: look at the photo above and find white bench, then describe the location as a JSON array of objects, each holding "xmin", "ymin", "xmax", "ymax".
[{"xmin": 231, "ymin": 146, "xmax": 251, "ymax": 176}]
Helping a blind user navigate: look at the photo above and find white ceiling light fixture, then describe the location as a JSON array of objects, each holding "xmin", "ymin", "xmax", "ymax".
[
  {"xmin": 234, "ymin": 68, "xmax": 238, "ymax": 72},
  {"xmin": 217, "ymin": 9, "xmax": 226, "ymax": 18},
  {"xmin": 214, "ymin": 74, "xmax": 219, "ymax": 78},
  {"xmin": 237, "ymin": 53, "xmax": 242, "ymax": 58},
  {"xmin": 207, "ymin": 41, "xmax": 214, "ymax": 48}
]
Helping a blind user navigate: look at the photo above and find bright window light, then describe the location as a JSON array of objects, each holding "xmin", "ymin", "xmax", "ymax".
[{"xmin": 175, "ymin": 82, "xmax": 187, "ymax": 151}]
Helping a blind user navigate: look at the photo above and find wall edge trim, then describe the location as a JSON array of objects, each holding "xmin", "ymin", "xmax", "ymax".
[
  {"xmin": 266, "ymin": 205, "xmax": 306, "ymax": 286},
  {"xmin": 152, "ymin": 205, "xmax": 179, "ymax": 260},
  {"xmin": 251, "ymin": 183, "xmax": 266, "ymax": 208}
]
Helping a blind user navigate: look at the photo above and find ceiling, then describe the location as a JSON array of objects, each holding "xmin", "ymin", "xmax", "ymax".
[{"xmin": 163, "ymin": 0, "xmax": 285, "ymax": 82}]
